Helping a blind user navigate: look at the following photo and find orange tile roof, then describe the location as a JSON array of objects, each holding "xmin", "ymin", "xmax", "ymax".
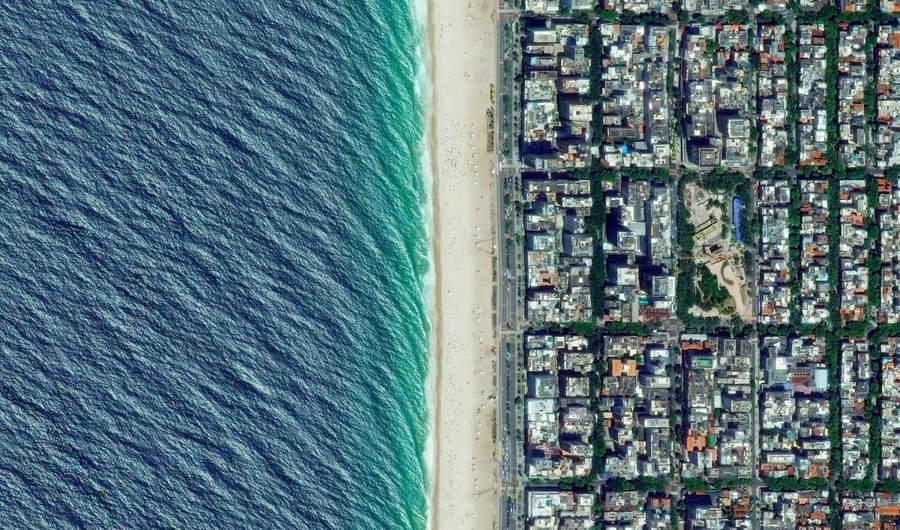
[
  {"xmin": 686, "ymin": 433, "xmax": 706, "ymax": 452},
  {"xmin": 624, "ymin": 359, "xmax": 637, "ymax": 377},
  {"xmin": 611, "ymin": 358, "xmax": 624, "ymax": 376}
]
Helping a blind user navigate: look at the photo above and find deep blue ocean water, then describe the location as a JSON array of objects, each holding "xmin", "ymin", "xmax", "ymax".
[{"xmin": 0, "ymin": 1, "xmax": 431, "ymax": 528}]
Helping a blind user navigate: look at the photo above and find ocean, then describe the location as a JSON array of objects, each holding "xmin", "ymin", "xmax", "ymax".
[{"xmin": 0, "ymin": 1, "xmax": 431, "ymax": 528}]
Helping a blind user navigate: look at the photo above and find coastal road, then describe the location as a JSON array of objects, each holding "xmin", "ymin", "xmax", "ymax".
[{"xmin": 494, "ymin": 5, "xmax": 523, "ymax": 530}]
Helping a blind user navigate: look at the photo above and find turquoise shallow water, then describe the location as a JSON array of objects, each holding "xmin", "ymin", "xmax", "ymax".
[{"xmin": 0, "ymin": 0, "xmax": 430, "ymax": 528}]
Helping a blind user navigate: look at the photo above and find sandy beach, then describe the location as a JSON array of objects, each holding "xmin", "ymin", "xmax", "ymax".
[{"xmin": 426, "ymin": 0, "xmax": 497, "ymax": 528}]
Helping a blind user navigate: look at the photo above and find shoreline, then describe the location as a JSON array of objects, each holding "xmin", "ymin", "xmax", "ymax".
[
  {"xmin": 425, "ymin": 0, "xmax": 497, "ymax": 527},
  {"xmin": 426, "ymin": 0, "xmax": 442, "ymax": 520},
  {"xmin": 419, "ymin": 0, "xmax": 439, "ymax": 526}
]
